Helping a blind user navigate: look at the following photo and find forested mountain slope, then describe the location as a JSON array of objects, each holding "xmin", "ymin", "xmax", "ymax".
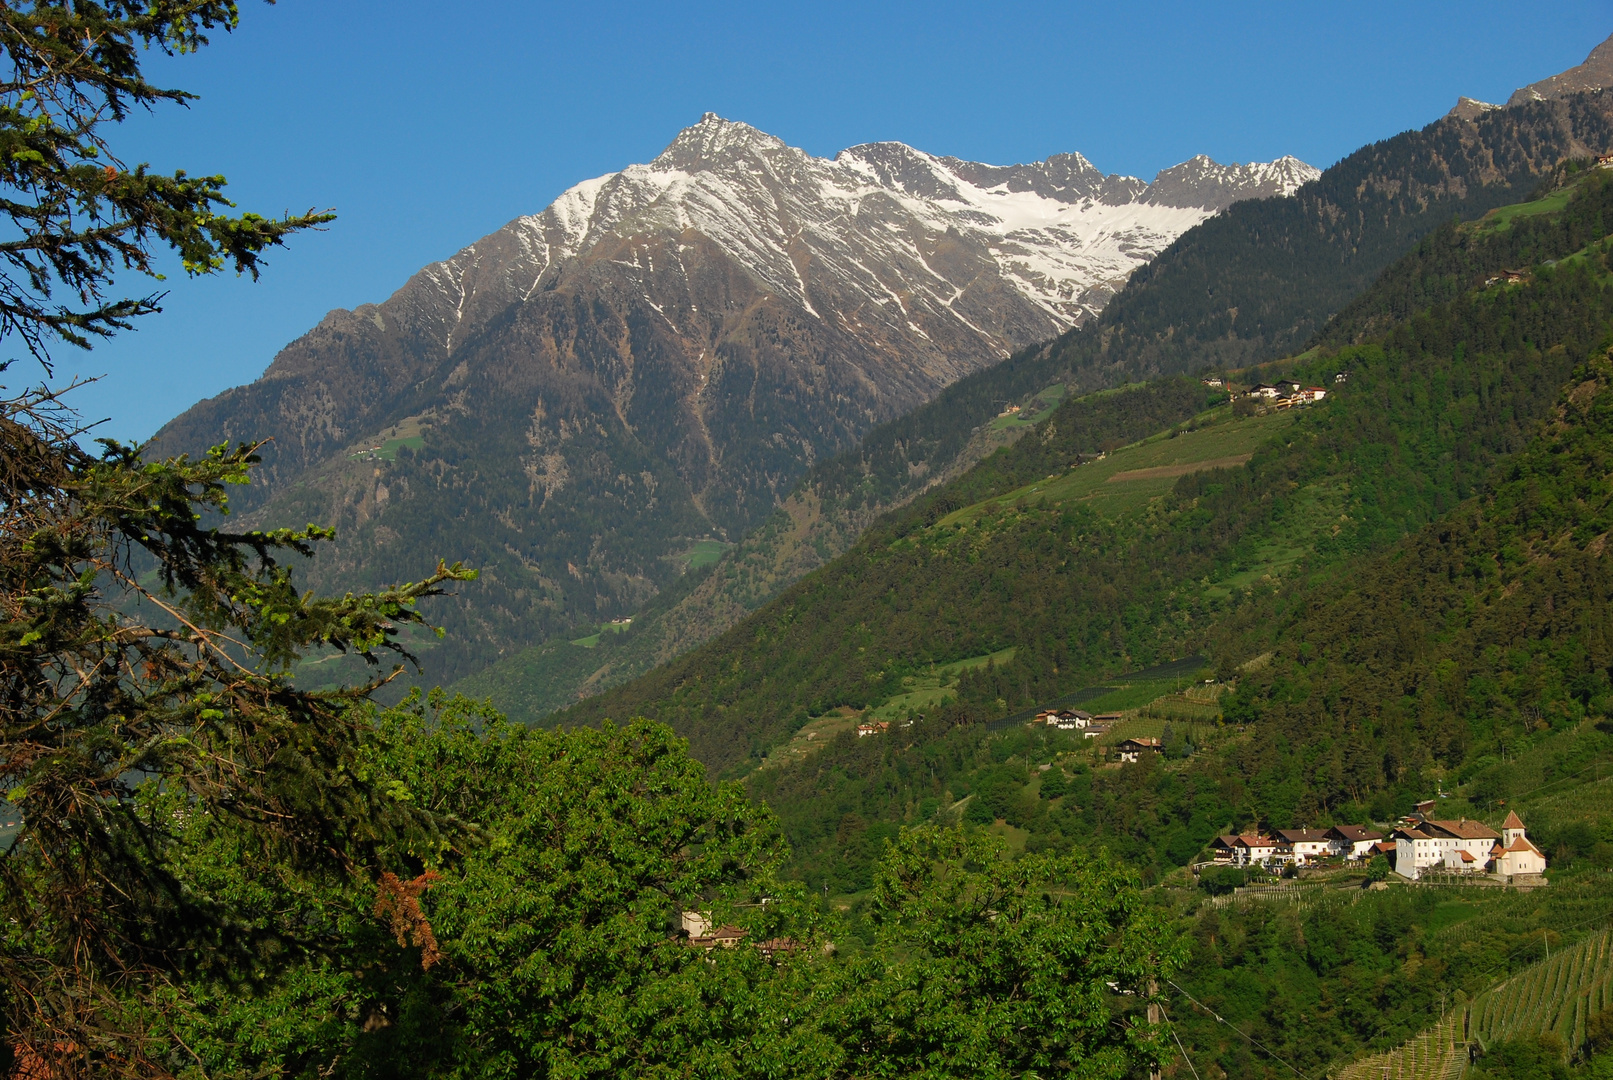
[
  {"xmin": 1214, "ymin": 320, "xmax": 1613, "ymax": 817},
  {"xmin": 559, "ymin": 166, "xmax": 1613, "ymax": 793},
  {"xmin": 466, "ymin": 93, "xmax": 1613, "ymax": 718},
  {"xmin": 1051, "ymin": 91, "xmax": 1613, "ymax": 381},
  {"xmin": 454, "ymin": 344, "xmax": 1082, "ymax": 720}
]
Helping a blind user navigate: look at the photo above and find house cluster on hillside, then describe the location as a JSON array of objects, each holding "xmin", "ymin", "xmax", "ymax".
[
  {"xmin": 1027, "ymin": 709, "xmax": 1171, "ymax": 762},
  {"xmin": 1031, "ymin": 707, "xmax": 1123, "ymax": 738},
  {"xmin": 1241, "ymin": 378, "xmax": 1329, "ymax": 408},
  {"xmin": 1208, "ymin": 809, "xmax": 1548, "ymax": 884},
  {"xmin": 1211, "ymin": 825, "xmax": 1383, "ymax": 867}
]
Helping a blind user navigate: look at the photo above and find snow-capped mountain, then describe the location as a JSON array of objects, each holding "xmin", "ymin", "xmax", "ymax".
[
  {"xmin": 428, "ymin": 114, "xmax": 1316, "ymax": 356},
  {"xmin": 154, "ymin": 116, "xmax": 1315, "ymax": 684}
]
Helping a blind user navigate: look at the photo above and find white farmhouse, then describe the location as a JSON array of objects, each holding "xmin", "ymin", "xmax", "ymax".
[
  {"xmin": 1275, "ymin": 828, "xmax": 1333, "ymax": 864},
  {"xmin": 1391, "ymin": 818, "xmax": 1500, "ymax": 880},
  {"xmin": 1231, "ymin": 834, "xmax": 1278, "ymax": 867}
]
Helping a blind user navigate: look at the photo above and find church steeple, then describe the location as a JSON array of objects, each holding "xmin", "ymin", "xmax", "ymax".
[{"xmin": 1502, "ymin": 810, "xmax": 1527, "ymax": 847}]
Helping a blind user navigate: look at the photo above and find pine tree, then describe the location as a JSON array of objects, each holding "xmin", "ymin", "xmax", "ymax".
[{"xmin": 0, "ymin": 5, "xmax": 472, "ymax": 1075}]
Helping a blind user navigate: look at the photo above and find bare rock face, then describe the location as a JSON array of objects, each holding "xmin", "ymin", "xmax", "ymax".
[
  {"xmin": 153, "ymin": 115, "xmax": 1315, "ymax": 683},
  {"xmin": 1448, "ymin": 96, "xmax": 1502, "ymax": 122},
  {"xmin": 1448, "ymin": 32, "xmax": 1613, "ymax": 122},
  {"xmin": 1509, "ymin": 33, "xmax": 1613, "ymax": 106}
]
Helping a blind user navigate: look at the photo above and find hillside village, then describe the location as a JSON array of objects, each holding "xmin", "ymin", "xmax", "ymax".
[
  {"xmin": 1206, "ymin": 805, "xmax": 1549, "ymax": 885},
  {"xmin": 849, "ymin": 679, "xmax": 1556, "ymax": 893},
  {"xmin": 1206, "ymin": 372, "xmax": 1347, "ymax": 409}
]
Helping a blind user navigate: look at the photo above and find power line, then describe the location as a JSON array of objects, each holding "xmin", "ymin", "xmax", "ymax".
[
  {"xmin": 1168, "ymin": 979, "xmax": 1311, "ymax": 1080},
  {"xmin": 1488, "ymin": 753, "xmax": 1613, "ymax": 807},
  {"xmin": 1159, "ymin": 1002, "xmax": 1201, "ymax": 1080}
]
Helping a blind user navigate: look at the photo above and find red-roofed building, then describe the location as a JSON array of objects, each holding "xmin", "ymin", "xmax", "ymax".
[{"xmin": 1492, "ymin": 814, "xmax": 1548, "ymax": 879}]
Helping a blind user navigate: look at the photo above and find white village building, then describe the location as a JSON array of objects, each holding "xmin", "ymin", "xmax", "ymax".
[
  {"xmin": 1325, "ymin": 824, "xmax": 1385, "ymax": 861},
  {"xmin": 1391, "ymin": 817, "xmax": 1500, "ymax": 879},
  {"xmin": 1389, "ymin": 813, "xmax": 1547, "ymax": 882}
]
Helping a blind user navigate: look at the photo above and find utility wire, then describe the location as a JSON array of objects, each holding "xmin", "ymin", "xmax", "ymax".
[
  {"xmin": 1158, "ymin": 1002, "xmax": 1201, "ymax": 1080},
  {"xmin": 1168, "ymin": 980, "xmax": 1310, "ymax": 1080},
  {"xmin": 1488, "ymin": 753, "xmax": 1613, "ymax": 806}
]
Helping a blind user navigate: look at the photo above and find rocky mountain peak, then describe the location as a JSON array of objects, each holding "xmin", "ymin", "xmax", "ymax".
[
  {"xmin": 1509, "ymin": 32, "xmax": 1613, "ymax": 106},
  {"xmin": 152, "ymin": 116, "xmax": 1318, "ymax": 688},
  {"xmin": 650, "ymin": 112, "xmax": 794, "ymax": 172},
  {"xmin": 1448, "ymin": 96, "xmax": 1502, "ymax": 122},
  {"xmin": 1448, "ymin": 31, "xmax": 1613, "ymax": 121},
  {"xmin": 1145, "ymin": 154, "xmax": 1320, "ymax": 210}
]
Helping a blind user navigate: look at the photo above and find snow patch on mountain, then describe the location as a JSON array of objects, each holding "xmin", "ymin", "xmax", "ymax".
[{"xmin": 438, "ymin": 115, "xmax": 1317, "ymax": 356}]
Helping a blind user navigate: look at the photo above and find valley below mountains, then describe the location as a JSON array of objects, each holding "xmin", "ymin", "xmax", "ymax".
[
  {"xmin": 79, "ymin": 24, "xmax": 1613, "ymax": 1080},
  {"xmin": 153, "ymin": 115, "xmax": 1316, "ymax": 685}
]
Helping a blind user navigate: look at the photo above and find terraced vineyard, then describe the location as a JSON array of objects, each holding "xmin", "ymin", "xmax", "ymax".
[
  {"xmin": 1469, "ymin": 928, "xmax": 1613, "ymax": 1052},
  {"xmin": 1335, "ymin": 1011, "xmax": 1468, "ymax": 1080},
  {"xmin": 1337, "ymin": 928, "xmax": 1613, "ymax": 1079}
]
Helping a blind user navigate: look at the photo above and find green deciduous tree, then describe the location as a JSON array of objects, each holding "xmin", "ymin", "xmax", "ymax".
[
  {"xmin": 841, "ymin": 826, "xmax": 1183, "ymax": 1080},
  {"xmin": 138, "ymin": 702, "xmax": 1181, "ymax": 1080}
]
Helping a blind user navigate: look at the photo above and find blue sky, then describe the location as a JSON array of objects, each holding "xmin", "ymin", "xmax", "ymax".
[{"xmin": 37, "ymin": 0, "xmax": 1613, "ymax": 442}]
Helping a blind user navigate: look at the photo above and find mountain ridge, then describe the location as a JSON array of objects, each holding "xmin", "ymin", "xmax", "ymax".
[
  {"xmin": 1446, "ymin": 30, "xmax": 1613, "ymax": 118},
  {"xmin": 464, "ymin": 92, "xmax": 1613, "ymax": 720}
]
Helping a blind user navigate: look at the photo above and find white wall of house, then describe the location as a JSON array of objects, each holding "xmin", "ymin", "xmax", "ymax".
[
  {"xmin": 1280, "ymin": 842, "xmax": 1328, "ymax": 865},
  {"xmin": 1497, "ymin": 845, "xmax": 1547, "ymax": 877}
]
